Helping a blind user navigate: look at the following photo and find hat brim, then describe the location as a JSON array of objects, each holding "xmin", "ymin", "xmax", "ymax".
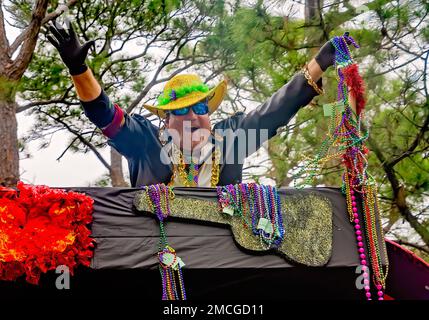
[{"xmin": 143, "ymin": 79, "xmax": 228, "ymax": 119}]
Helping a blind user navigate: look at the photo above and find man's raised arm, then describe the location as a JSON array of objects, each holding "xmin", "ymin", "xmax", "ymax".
[
  {"xmin": 71, "ymin": 68, "xmax": 102, "ymax": 102},
  {"xmin": 213, "ymin": 33, "xmax": 357, "ymax": 162},
  {"xmin": 46, "ymin": 20, "xmax": 149, "ymax": 159},
  {"xmin": 47, "ymin": 19, "xmax": 100, "ymax": 99},
  {"xmin": 47, "ymin": 20, "xmax": 120, "ymax": 132}
]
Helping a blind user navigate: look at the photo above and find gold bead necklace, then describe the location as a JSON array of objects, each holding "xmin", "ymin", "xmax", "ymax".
[{"xmin": 168, "ymin": 146, "xmax": 220, "ymax": 187}]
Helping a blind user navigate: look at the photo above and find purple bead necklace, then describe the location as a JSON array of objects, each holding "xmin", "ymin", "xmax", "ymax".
[{"xmin": 142, "ymin": 184, "xmax": 186, "ymax": 300}]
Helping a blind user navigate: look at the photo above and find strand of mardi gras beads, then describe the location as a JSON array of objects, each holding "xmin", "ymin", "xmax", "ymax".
[
  {"xmin": 334, "ymin": 35, "xmax": 388, "ymax": 300},
  {"xmin": 142, "ymin": 184, "xmax": 187, "ymax": 300},
  {"xmin": 216, "ymin": 183, "xmax": 284, "ymax": 249},
  {"xmin": 172, "ymin": 146, "xmax": 221, "ymax": 187},
  {"xmin": 332, "ymin": 35, "xmax": 388, "ymax": 300},
  {"xmin": 292, "ymin": 34, "xmax": 388, "ymax": 300},
  {"xmin": 333, "ymin": 38, "xmax": 388, "ymax": 300},
  {"xmin": 257, "ymin": 185, "xmax": 272, "ymax": 249}
]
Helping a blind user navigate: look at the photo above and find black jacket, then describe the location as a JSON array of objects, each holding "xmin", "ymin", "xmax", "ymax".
[{"xmin": 81, "ymin": 73, "xmax": 322, "ymax": 187}]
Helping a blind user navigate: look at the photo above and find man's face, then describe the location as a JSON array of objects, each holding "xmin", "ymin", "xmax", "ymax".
[{"xmin": 165, "ymin": 104, "xmax": 211, "ymax": 152}]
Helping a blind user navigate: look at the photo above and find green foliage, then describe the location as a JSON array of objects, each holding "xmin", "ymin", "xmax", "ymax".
[
  {"xmin": 20, "ymin": 53, "xmax": 70, "ymax": 98},
  {"xmin": 93, "ymin": 173, "xmax": 112, "ymax": 187},
  {"xmin": 204, "ymin": 6, "xmax": 308, "ymax": 101}
]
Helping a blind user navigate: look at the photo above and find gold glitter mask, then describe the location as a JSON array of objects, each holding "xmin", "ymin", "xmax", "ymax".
[{"xmin": 134, "ymin": 190, "xmax": 333, "ymax": 266}]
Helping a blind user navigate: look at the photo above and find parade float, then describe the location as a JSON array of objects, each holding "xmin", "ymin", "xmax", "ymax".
[{"xmin": 0, "ymin": 33, "xmax": 428, "ymax": 301}]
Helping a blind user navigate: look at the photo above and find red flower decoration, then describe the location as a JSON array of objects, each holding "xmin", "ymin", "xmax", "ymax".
[{"xmin": 0, "ymin": 182, "xmax": 94, "ymax": 284}]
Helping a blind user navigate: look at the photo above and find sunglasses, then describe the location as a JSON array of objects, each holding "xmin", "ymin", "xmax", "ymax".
[{"xmin": 169, "ymin": 102, "xmax": 209, "ymax": 116}]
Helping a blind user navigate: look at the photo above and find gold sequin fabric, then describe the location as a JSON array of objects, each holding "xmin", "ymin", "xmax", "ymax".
[{"xmin": 133, "ymin": 190, "xmax": 333, "ymax": 266}]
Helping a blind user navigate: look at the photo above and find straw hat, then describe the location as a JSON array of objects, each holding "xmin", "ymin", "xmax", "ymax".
[{"xmin": 143, "ymin": 74, "xmax": 228, "ymax": 118}]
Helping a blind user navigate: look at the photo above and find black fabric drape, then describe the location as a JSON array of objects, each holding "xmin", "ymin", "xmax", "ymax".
[
  {"xmin": 1, "ymin": 187, "xmax": 426, "ymax": 300},
  {"xmin": 67, "ymin": 187, "xmax": 379, "ymax": 270}
]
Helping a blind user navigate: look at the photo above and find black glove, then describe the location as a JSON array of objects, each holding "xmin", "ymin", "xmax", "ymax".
[
  {"xmin": 47, "ymin": 20, "xmax": 95, "ymax": 76},
  {"xmin": 315, "ymin": 32, "xmax": 353, "ymax": 72}
]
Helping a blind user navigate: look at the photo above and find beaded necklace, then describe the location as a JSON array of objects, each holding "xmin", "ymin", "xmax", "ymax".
[
  {"xmin": 216, "ymin": 183, "xmax": 284, "ymax": 249},
  {"xmin": 142, "ymin": 184, "xmax": 186, "ymax": 300},
  {"xmin": 293, "ymin": 34, "xmax": 388, "ymax": 300},
  {"xmin": 169, "ymin": 145, "xmax": 221, "ymax": 187}
]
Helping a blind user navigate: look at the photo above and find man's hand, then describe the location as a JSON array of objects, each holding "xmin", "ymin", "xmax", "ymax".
[
  {"xmin": 47, "ymin": 20, "xmax": 95, "ymax": 76},
  {"xmin": 315, "ymin": 32, "xmax": 353, "ymax": 72}
]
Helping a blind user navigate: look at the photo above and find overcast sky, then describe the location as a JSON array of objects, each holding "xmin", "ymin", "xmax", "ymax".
[{"xmin": 18, "ymin": 113, "xmax": 111, "ymax": 187}]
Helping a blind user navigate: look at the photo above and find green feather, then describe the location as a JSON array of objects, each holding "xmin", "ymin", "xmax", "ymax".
[{"xmin": 157, "ymin": 83, "xmax": 211, "ymax": 106}]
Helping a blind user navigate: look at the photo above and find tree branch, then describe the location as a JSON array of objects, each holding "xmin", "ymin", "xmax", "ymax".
[
  {"xmin": 8, "ymin": 0, "xmax": 49, "ymax": 80},
  {"xmin": 38, "ymin": 109, "xmax": 111, "ymax": 170},
  {"xmin": 323, "ymin": 0, "xmax": 396, "ymax": 34},
  {"xmin": 9, "ymin": 0, "xmax": 79, "ymax": 57},
  {"xmin": 124, "ymin": 27, "xmax": 211, "ymax": 113},
  {"xmin": 0, "ymin": 0, "xmax": 10, "ymax": 60},
  {"xmin": 387, "ymin": 104, "xmax": 429, "ymax": 167},
  {"xmin": 367, "ymin": 134, "xmax": 429, "ymax": 246},
  {"xmin": 16, "ymin": 85, "xmax": 76, "ymax": 113},
  {"xmin": 17, "ymin": 98, "xmax": 79, "ymax": 113}
]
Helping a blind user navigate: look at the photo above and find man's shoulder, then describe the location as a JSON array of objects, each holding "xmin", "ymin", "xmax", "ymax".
[
  {"xmin": 129, "ymin": 113, "xmax": 148, "ymax": 121},
  {"xmin": 126, "ymin": 113, "xmax": 158, "ymax": 129},
  {"xmin": 213, "ymin": 111, "xmax": 246, "ymax": 131}
]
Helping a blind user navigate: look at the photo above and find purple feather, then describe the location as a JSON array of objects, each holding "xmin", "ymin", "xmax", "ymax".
[{"xmin": 170, "ymin": 90, "xmax": 177, "ymax": 101}]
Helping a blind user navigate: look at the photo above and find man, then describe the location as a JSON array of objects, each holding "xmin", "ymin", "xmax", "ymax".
[{"xmin": 47, "ymin": 21, "xmax": 344, "ymax": 188}]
